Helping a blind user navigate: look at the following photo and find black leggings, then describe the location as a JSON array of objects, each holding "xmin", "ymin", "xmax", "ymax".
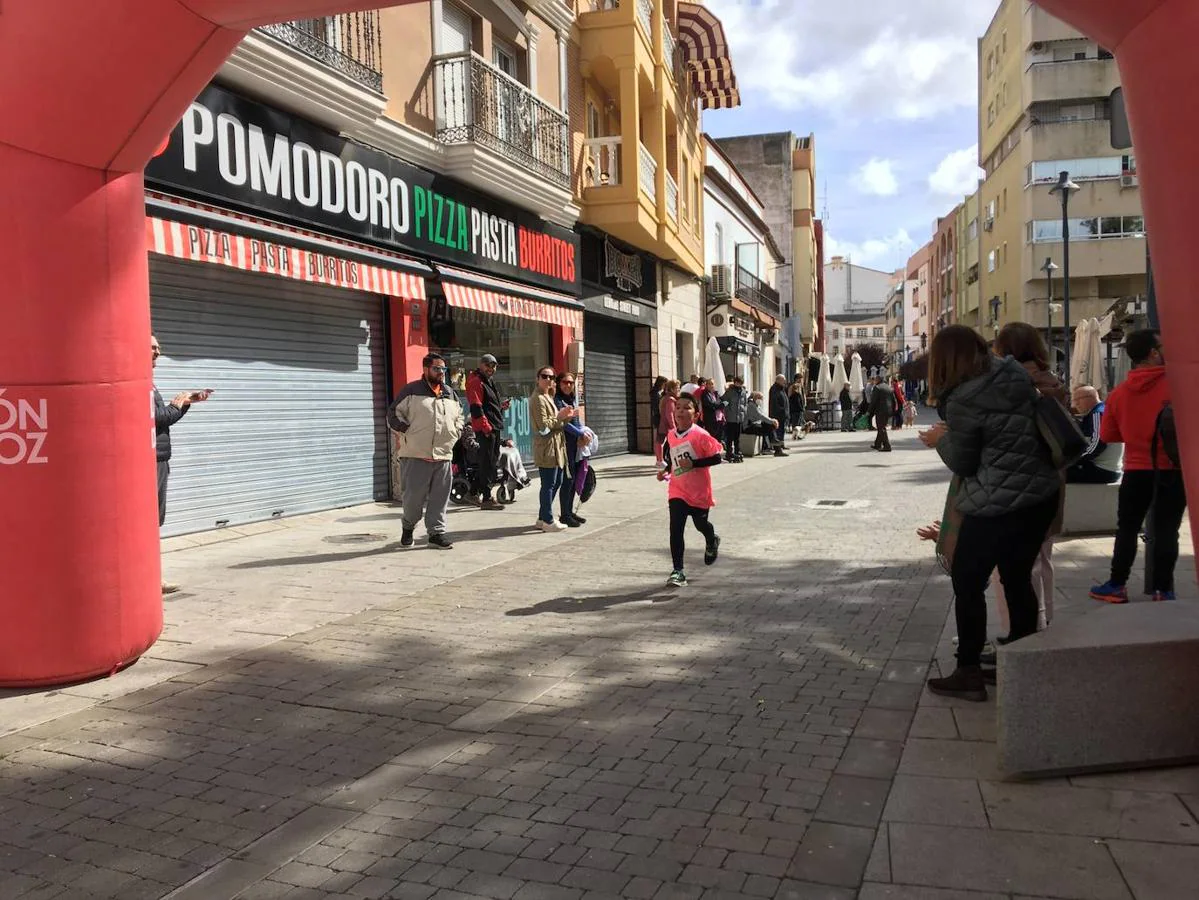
[
  {"xmin": 724, "ymin": 422, "xmax": 742, "ymax": 458},
  {"xmin": 669, "ymin": 498, "xmax": 716, "ymax": 572},
  {"xmin": 951, "ymin": 493, "xmax": 1059, "ymax": 666}
]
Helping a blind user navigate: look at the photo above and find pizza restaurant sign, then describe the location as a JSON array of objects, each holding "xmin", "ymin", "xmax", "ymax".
[{"xmin": 146, "ymin": 84, "xmax": 580, "ymax": 295}]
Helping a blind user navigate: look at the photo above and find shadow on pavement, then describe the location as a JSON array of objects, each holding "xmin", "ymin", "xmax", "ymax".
[{"xmin": 505, "ymin": 584, "xmax": 672, "ymax": 616}]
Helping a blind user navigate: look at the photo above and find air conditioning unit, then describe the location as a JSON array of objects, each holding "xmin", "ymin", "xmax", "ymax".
[
  {"xmin": 1120, "ymin": 174, "xmax": 1138, "ymax": 188},
  {"xmin": 710, "ymin": 264, "xmax": 731, "ymax": 298},
  {"xmin": 983, "ymin": 217, "xmax": 995, "ymax": 232}
]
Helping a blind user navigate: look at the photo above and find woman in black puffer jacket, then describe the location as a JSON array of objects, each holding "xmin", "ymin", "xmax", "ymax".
[{"xmin": 920, "ymin": 325, "xmax": 1060, "ymax": 702}]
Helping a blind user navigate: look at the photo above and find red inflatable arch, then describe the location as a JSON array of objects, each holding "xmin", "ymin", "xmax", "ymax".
[{"xmin": 0, "ymin": 0, "xmax": 1194, "ymax": 685}]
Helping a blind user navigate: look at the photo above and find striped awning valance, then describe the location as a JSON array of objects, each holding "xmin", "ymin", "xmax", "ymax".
[{"xmin": 677, "ymin": 2, "xmax": 741, "ymax": 110}]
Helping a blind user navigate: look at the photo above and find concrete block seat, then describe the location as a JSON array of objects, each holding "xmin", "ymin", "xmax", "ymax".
[
  {"xmin": 1060, "ymin": 480, "xmax": 1121, "ymax": 536},
  {"xmin": 740, "ymin": 432, "xmax": 766, "ymax": 458},
  {"xmin": 997, "ymin": 602, "xmax": 1199, "ymax": 778}
]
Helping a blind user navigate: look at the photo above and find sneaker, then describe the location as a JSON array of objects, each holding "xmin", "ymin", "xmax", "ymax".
[
  {"xmin": 161, "ymin": 581, "xmax": 180, "ymax": 595},
  {"xmin": 400, "ymin": 527, "xmax": 414, "ymax": 547},
  {"xmin": 979, "ymin": 651, "xmax": 997, "ymax": 668},
  {"xmin": 572, "ymin": 513, "xmax": 587, "ymax": 524},
  {"xmin": 1090, "ymin": 581, "xmax": 1129, "ymax": 604},
  {"xmin": 562, "ymin": 516, "xmax": 582, "ymax": 528},
  {"xmin": 427, "ymin": 533, "xmax": 454, "ymax": 550},
  {"xmin": 1153, "ymin": 591, "xmax": 1177, "ymax": 602},
  {"xmin": 536, "ymin": 519, "xmax": 567, "ymax": 533},
  {"xmin": 667, "ymin": 570, "xmax": 688, "ymax": 587},
  {"xmin": 773, "ymin": 448, "xmax": 788, "ymax": 457},
  {"xmin": 927, "ymin": 666, "xmax": 987, "ymax": 702},
  {"xmin": 481, "ymin": 498, "xmax": 504, "ymax": 511},
  {"xmin": 704, "ymin": 535, "xmax": 721, "ymax": 566}
]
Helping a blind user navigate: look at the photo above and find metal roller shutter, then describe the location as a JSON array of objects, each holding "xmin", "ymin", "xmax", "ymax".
[
  {"xmin": 581, "ymin": 315, "xmax": 635, "ymax": 457},
  {"xmin": 150, "ymin": 256, "xmax": 390, "ymax": 537}
]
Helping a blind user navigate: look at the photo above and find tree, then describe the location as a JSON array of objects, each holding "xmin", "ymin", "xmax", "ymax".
[
  {"xmin": 853, "ymin": 343, "xmax": 887, "ymax": 373},
  {"xmin": 899, "ymin": 353, "xmax": 929, "ymax": 383}
]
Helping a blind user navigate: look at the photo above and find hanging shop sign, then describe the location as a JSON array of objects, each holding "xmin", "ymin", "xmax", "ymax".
[
  {"xmin": 146, "ymin": 83, "xmax": 580, "ymax": 295},
  {"xmin": 578, "ymin": 231, "xmax": 656, "ymax": 301}
]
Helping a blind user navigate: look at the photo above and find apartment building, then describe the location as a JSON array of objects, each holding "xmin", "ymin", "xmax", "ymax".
[
  {"xmin": 826, "ymin": 313, "xmax": 889, "ymax": 362},
  {"xmin": 978, "ymin": 0, "xmax": 1144, "ymax": 358},
  {"xmin": 955, "ymin": 190, "xmax": 983, "ymax": 329},
  {"xmin": 930, "ymin": 208, "xmax": 960, "ymax": 335},
  {"xmin": 704, "ymin": 138, "xmax": 786, "ymax": 396},
  {"xmin": 885, "ymin": 272, "xmax": 920, "ymax": 368},
  {"xmin": 907, "ymin": 241, "xmax": 933, "ymax": 352},
  {"xmin": 713, "ymin": 132, "xmax": 821, "ymax": 365},
  {"xmin": 823, "ymin": 256, "xmax": 892, "ymax": 318}
]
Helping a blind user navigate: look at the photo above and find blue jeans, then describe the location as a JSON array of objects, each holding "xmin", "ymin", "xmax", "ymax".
[{"xmin": 538, "ymin": 467, "xmax": 563, "ymax": 523}]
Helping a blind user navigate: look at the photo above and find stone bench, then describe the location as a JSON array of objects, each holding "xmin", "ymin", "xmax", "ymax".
[
  {"xmin": 1060, "ymin": 480, "xmax": 1121, "ymax": 536},
  {"xmin": 740, "ymin": 432, "xmax": 765, "ymax": 458},
  {"xmin": 997, "ymin": 602, "xmax": 1199, "ymax": 778}
]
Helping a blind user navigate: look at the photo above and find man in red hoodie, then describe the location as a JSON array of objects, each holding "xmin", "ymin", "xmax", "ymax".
[
  {"xmin": 1090, "ymin": 329, "xmax": 1187, "ymax": 603},
  {"xmin": 465, "ymin": 354, "xmax": 508, "ymax": 510}
]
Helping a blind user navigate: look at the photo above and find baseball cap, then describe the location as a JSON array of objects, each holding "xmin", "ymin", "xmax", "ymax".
[{"xmin": 481, "ymin": 354, "xmax": 498, "ymax": 365}]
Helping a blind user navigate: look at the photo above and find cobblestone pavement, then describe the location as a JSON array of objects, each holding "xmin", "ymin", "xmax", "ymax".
[{"xmin": 2, "ymin": 429, "xmax": 1197, "ymax": 900}]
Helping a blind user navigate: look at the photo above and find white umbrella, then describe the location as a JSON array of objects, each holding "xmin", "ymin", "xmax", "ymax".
[
  {"xmin": 830, "ymin": 352, "xmax": 848, "ymax": 400},
  {"xmin": 849, "ymin": 352, "xmax": 865, "ymax": 401},
  {"xmin": 701, "ymin": 336, "xmax": 727, "ymax": 388},
  {"xmin": 815, "ymin": 353, "xmax": 831, "ymax": 401},
  {"xmin": 1070, "ymin": 317, "xmax": 1095, "ymax": 390},
  {"xmin": 822, "ymin": 354, "xmax": 838, "ymax": 402}
]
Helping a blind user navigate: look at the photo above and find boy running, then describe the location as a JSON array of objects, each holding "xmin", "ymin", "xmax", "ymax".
[{"xmin": 658, "ymin": 394, "xmax": 722, "ymax": 586}]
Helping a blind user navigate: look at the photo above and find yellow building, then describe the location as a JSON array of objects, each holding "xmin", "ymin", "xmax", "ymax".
[
  {"xmin": 955, "ymin": 188, "xmax": 982, "ymax": 329},
  {"xmin": 978, "ymin": 0, "xmax": 1145, "ymax": 353}
]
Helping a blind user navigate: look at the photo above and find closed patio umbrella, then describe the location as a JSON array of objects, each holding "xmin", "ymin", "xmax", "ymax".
[
  {"xmin": 849, "ymin": 352, "xmax": 865, "ymax": 401},
  {"xmin": 1070, "ymin": 318, "xmax": 1094, "ymax": 390},
  {"xmin": 815, "ymin": 353, "xmax": 831, "ymax": 401},
  {"xmin": 830, "ymin": 352, "xmax": 848, "ymax": 400},
  {"xmin": 702, "ymin": 336, "xmax": 727, "ymax": 389}
]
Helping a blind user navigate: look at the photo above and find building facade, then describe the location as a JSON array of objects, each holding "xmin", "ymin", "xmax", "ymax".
[
  {"xmin": 978, "ymin": 0, "xmax": 1145, "ymax": 351},
  {"xmin": 955, "ymin": 189, "xmax": 983, "ymax": 329},
  {"xmin": 826, "ymin": 313, "xmax": 889, "ymax": 363},
  {"xmin": 930, "ymin": 208, "xmax": 960, "ymax": 335},
  {"xmin": 823, "ymin": 256, "xmax": 892, "ymax": 318},
  {"xmin": 703, "ymin": 138, "xmax": 786, "ymax": 395},
  {"xmin": 713, "ymin": 132, "xmax": 820, "ymax": 366},
  {"xmin": 907, "ymin": 241, "xmax": 933, "ymax": 352}
]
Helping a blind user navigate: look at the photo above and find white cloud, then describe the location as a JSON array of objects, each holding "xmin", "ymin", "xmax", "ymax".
[
  {"xmin": 705, "ymin": 0, "xmax": 994, "ymax": 121},
  {"xmin": 929, "ymin": 145, "xmax": 984, "ymax": 196},
  {"xmin": 824, "ymin": 229, "xmax": 915, "ymax": 269},
  {"xmin": 857, "ymin": 158, "xmax": 899, "ymax": 197}
]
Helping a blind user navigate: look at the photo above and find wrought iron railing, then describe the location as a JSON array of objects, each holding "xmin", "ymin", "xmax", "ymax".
[
  {"xmin": 258, "ymin": 14, "xmax": 383, "ymax": 92},
  {"xmin": 584, "ymin": 136, "xmax": 623, "ymax": 186},
  {"xmin": 638, "ymin": 143, "xmax": 658, "ymax": 203},
  {"xmin": 736, "ymin": 266, "xmax": 782, "ymax": 317},
  {"xmin": 434, "ymin": 53, "xmax": 571, "ymax": 188}
]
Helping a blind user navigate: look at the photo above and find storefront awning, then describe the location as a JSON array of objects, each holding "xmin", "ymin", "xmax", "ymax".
[
  {"xmin": 144, "ymin": 192, "xmax": 429, "ymax": 299},
  {"xmin": 436, "ymin": 265, "xmax": 584, "ymax": 331},
  {"xmin": 677, "ymin": 2, "xmax": 741, "ymax": 110}
]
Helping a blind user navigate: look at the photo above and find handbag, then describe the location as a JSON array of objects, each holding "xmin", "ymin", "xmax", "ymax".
[
  {"xmin": 935, "ymin": 476, "xmax": 964, "ymax": 574},
  {"xmin": 1035, "ymin": 393, "xmax": 1087, "ymax": 469},
  {"xmin": 579, "ymin": 466, "xmax": 597, "ymax": 504}
]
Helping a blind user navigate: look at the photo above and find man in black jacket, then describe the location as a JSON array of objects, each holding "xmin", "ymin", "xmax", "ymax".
[
  {"xmin": 152, "ymin": 335, "xmax": 212, "ymax": 592},
  {"xmin": 868, "ymin": 376, "xmax": 894, "ymax": 452},
  {"xmin": 465, "ymin": 353, "xmax": 508, "ymax": 509},
  {"xmin": 768, "ymin": 376, "xmax": 789, "ymax": 447},
  {"xmin": 839, "ymin": 383, "xmax": 854, "ymax": 432}
]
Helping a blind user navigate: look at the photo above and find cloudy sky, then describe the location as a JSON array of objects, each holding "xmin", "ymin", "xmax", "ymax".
[{"xmin": 703, "ymin": 0, "xmax": 995, "ymax": 274}]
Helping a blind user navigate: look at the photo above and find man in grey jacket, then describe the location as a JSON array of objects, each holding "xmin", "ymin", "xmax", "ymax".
[
  {"xmin": 388, "ymin": 352, "xmax": 465, "ymax": 550},
  {"xmin": 720, "ymin": 376, "xmax": 749, "ymax": 462},
  {"xmin": 152, "ymin": 335, "xmax": 212, "ymax": 593}
]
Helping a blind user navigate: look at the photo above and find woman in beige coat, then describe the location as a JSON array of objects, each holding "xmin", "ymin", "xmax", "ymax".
[{"xmin": 531, "ymin": 365, "xmax": 574, "ymax": 532}]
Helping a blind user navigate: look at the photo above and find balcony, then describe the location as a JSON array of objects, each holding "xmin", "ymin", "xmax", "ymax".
[
  {"xmin": 1026, "ymin": 58, "xmax": 1120, "ymax": 104},
  {"xmin": 1027, "ymin": 116, "xmax": 1116, "ymax": 160},
  {"xmin": 221, "ymin": 12, "xmax": 386, "ymax": 132},
  {"xmin": 736, "ymin": 266, "xmax": 782, "ymax": 319},
  {"xmin": 1024, "ymin": 233, "xmax": 1147, "ymax": 280},
  {"xmin": 258, "ymin": 16, "xmax": 382, "ymax": 92},
  {"xmin": 433, "ymin": 52, "xmax": 571, "ymax": 188}
]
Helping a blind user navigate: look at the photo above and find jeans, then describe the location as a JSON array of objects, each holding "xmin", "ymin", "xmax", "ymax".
[
  {"xmin": 559, "ymin": 460, "xmax": 582, "ymax": 520},
  {"xmin": 156, "ymin": 460, "xmax": 170, "ymax": 526},
  {"xmin": 538, "ymin": 466, "xmax": 563, "ymax": 523},
  {"xmin": 951, "ymin": 493, "xmax": 1059, "ymax": 666},
  {"xmin": 1111, "ymin": 469, "xmax": 1188, "ymax": 592},
  {"xmin": 724, "ymin": 422, "xmax": 743, "ymax": 459},
  {"xmin": 472, "ymin": 431, "xmax": 501, "ymax": 499},
  {"xmin": 669, "ymin": 498, "xmax": 716, "ymax": 571}
]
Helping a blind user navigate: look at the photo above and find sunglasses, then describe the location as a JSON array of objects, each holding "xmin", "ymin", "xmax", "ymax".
[
  {"xmin": 538, "ymin": 373, "xmax": 555, "ymax": 380},
  {"xmin": 560, "ymin": 380, "xmax": 575, "ymax": 386}
]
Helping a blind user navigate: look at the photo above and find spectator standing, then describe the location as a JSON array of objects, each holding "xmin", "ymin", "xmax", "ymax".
[
  {"xmin": 788, "ymin": 382, "xmax": 807, "ymax": 439},
  {"xmin": 389, "ymin": 352, "xmax": 464, "ymax": 550},
  {"xmin": 921, "ymin": 326, "xmax": 1061, "ymax": 701},
  {"xmin": 531, "ymin": 365, "xmax": 576, "ymax": 532},
  {"xmin": 839, "ymin": 383, "xmax": 854, "ymax": 432},
  {"xmin": 465, "ymin": 353, "xmax": 508, "ymax": 510},
  {"xmin": 721, "ymin": 376, "xmax": 748, "ymax": 463},
  {"xmin": 769, "ymin": 376, "xmax": 790, "ymax": 447},
  {"xmin": 152, "ymin": 335, "xmax": 213, "ymax": 593},
  {"xmin": 1067, "ymin": 385, "xmax": 1122, "ymax": 484},
  {"xmin": 650, "ymin": 375, "xmax": 666, "ymax": 441},
  {"xmin": 554, "ymin": 373, "xmax": 590, "ymax": 528},
  {"xmin": 657, "ymin": 380, "xmax": 681, "ymax": 467},
  {"xmin": 869, "ymin": 377, "xmax": 895, "ymax": 452},
  {"xmin": 1090, "ymin": 330, "xmax": 1187, "ymax": 603},
  {"xmin": 891, "ymin": 378, "xmax": 906, "ymax": 430},
  {"xmin": 700, "ymin": 378, "xmax": 726, "ymax": 446}
]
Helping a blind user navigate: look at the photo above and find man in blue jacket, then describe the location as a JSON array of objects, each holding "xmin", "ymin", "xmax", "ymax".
[{"xmin": 1067, "ymin": 384, "xmax": 1122, "ymax": 484}]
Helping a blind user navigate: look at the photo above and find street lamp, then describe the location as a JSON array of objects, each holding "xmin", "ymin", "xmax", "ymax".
[
  {"xmin": 1049, "ymin": 171, "xmax": 1080, "ymax": 386},
  {"xmin": 1041, "ymin": 256, "xmax": 1059, "ymax": 360}
]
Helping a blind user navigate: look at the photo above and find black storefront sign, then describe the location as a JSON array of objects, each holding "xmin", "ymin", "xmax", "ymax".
[
  {"xmin": 146, "ymin": 83, "xmax": 580, "ymax": 295},
  {"xmin": 578, "ymin": 231, "xmax": 656, "ymax": 302}
]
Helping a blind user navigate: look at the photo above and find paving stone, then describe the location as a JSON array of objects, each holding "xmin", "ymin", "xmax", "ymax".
[
  {"xmin": 863, "ymin": 825, "xmax": 890, "ymax": 883},
  {"xmin": 775, "ymin": 881, "xmax": 858, "ymax": 899},
  {"xmin": 888, "ymin": 823, "xmax": 1132, "ymax": 899},
  {"xmin": 834, "ymin": 740, "xmax": 903, "ymax": 779},
  {"xmin": 980, "ymin": 781, "xmax": 1199, "ymax": 843},
  {"xmin": 852, "ymin": 708, "xmax": 914, "ymax": 742},
  {"xmin": 896, "ymin": 739, "xmax": 1002, "ymax": 781},
  {"xmin": 813, "ymin": 775, "xmax": 891, "ymax": 828},
  {"xmin": 883, "ymin": 776, "xmax": 988, "ymax": 828},
  {"xmin": 858, "ymin": 886, "xmax": 1007, "ymax": 900},
  {"xmin": 786, "ymin": 822, "xmax": 875, "ymax": 888}
]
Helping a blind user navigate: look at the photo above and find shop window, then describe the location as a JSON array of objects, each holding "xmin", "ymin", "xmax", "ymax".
[{"xmin": 429, "ymin": 304, "xmax": 551, "ymax": 461}]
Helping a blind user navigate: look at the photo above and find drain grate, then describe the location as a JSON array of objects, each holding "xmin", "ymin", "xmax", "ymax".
[
  {"xmin": 815, "ymin": 500, "xmax": 848, "ymax": 507},
  {"xmin": 323, "ymin": 533, "xmax": 388, "ymax": 545}
]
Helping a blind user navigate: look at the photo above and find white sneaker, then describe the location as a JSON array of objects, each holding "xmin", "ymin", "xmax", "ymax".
[{"xmin": 536, "ymin": 519, "xmax": 567, "ymax": 532}]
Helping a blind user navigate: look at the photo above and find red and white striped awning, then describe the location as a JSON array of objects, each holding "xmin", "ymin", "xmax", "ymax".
[
  {"xmin": 144, "ymin": 191, "xmax": 428, "ymax": 300},
  {"xmin": 677, "ymin": 2, "xmax": 741, "ymax": 110},
  {"xmin": 438, "ymin": 265, "xmax": 583, "ymax": 331}
]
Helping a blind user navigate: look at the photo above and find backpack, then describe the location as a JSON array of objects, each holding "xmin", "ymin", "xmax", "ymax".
[
  {"xmin": 1152, "ymin": 402, "xmax": 1181, "ymax": 469},
  {"xmin": 1034, "ymin": 393, "xmax": 1087, "ymax": 469}
]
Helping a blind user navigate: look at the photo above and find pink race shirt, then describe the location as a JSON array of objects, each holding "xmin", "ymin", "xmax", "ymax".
[{"xmin": 664, "ymin": 426, "xmax": 722, "ymax": 509}]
